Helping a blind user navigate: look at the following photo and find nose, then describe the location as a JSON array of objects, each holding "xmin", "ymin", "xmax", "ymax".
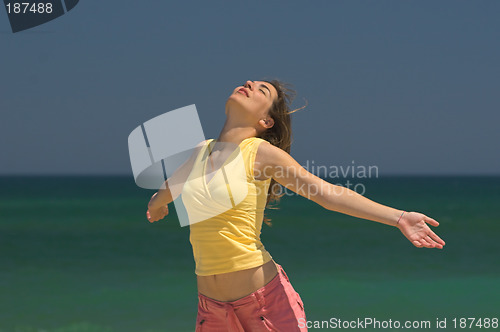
[{"xmin": 244, "ymin": 80, "xmax": 254, "ymax": 90}]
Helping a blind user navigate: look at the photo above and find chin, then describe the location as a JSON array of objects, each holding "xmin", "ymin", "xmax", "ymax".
[{"xmin": 226, "ymin": 96, "xmax": 245, "ymax": 108}]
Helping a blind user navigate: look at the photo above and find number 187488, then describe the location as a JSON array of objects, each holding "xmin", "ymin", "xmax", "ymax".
[{"xmin": 6, "ymin": 2, "xmax": 53, "ymax": 14}]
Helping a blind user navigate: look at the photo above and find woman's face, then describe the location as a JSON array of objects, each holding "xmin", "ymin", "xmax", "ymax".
[{"xmin": 226, "ymin": 80, "xmax": 278, "ymax": 121}]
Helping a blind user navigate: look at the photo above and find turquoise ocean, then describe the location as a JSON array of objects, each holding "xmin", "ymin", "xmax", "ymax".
[{"xmin": 1, "ymin": 176, "xmax": 499, "ymax": 332}]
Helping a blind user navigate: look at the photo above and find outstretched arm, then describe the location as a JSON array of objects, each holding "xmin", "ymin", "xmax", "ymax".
[{"xmin": 255, "ymin": 142, "xmax": 446, "ymax": 249}]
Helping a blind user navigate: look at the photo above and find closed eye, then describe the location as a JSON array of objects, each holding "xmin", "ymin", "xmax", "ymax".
[{"xmin": 242, "ymin": 82, "xmax": 268, "ymax": 96}]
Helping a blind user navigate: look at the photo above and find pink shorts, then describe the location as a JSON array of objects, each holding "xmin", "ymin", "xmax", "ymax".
[{"xmin": 195, "ymin": 263, "xmax": 307, "ymax": 332}]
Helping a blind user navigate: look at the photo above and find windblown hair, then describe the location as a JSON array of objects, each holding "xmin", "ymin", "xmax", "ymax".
[{"xmin": 258, "ymin": 79, "xmax": 307, "ymax": 226}]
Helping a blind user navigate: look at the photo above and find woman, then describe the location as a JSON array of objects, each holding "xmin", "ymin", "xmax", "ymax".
[{"xmin": 146, "ymin": 79, "xmax": 446, "ymax": 332}]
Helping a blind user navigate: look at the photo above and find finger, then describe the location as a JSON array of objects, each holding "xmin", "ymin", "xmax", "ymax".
[
  {"xmin": 147, "ymin": 211, "xmax": 156, "ymax": 223},
  {"xmin": 433, "ymin": 242, "xmax": 444, "ymax": 249},
  {"xmin": 413, "ymin": 240, "xmax": 423, "ymax": 248},
  {"xmin": 425, "ymin": 235, "xmax": 444, "ymax": 249},
  {"xmin": 428, "ymin": 231, "xmax": 446, "ymax": 246},
  {"xmin": 424, "ymin": 236, "xmax": 436, "ymax": 248},
  {"xmin": 419, "ymin": 237, "xmax": 432, "ymax": 247},
  {"xmin": 425, "ymin": 216, "xmax": 439, "ymax": 227}
]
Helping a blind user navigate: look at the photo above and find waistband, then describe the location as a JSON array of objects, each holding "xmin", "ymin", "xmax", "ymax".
[{"xmin": 198, "ymin": 263, "xmax": 287, "ymax": 309}]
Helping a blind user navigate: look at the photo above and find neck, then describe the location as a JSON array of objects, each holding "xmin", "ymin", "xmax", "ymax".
[{"xmin": 216, "ymin": 118, "xmax": 259, "ymax": 145}]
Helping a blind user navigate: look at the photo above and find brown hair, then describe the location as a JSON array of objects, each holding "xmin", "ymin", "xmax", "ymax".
[{"xmin": 258, "ymin": 79, "xmax": 307, "ymax": 226}]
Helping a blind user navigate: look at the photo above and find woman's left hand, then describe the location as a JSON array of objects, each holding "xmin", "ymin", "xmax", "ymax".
[{"xmin": 397, "ymin": 212, "xmax": 446, "ymax": 249}]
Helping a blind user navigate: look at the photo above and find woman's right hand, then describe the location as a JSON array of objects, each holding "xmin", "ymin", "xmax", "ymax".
[{"xmin": 147, "ymin": 193, "xmax": 169, "ymax": 223}]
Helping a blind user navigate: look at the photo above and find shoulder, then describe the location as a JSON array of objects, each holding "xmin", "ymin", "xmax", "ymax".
[
  {"xmin": 185, "ymin": 139, "xmax": 210, "ymax": 161},
  {"xmin": 254, "ymin": 139, "xmax": 275, "ymax": 157},
  {"xmin": 192, "ymin": 139, "xmax": 212, "ymax": 152},
  {"xmin": 197, "ymin": 139, "xmax": 211, "ymax": 147},
  {"xmin": 255, "ymin": 139, "xmax": 296, "ymax": 169}
]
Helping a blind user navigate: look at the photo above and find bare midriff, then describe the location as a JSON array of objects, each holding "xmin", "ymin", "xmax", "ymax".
[{"xmin": 197, "ymin": 259, "xmax": 278, "ymax": 302}]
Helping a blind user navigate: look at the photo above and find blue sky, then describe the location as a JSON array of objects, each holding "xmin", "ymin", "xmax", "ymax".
[{"xmin": 1, "ymin": 1, "xmax": 499, "ymax": 175}]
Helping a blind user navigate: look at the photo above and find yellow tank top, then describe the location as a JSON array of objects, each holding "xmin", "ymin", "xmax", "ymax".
[{"xmin": 181, "ymin": 137, "xmax": 273, "ymax": 276}]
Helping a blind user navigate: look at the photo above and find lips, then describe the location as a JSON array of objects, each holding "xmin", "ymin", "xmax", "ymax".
[{"xmin": 238, "ymin": 88, "xmax": 249, "ymax": 97}]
